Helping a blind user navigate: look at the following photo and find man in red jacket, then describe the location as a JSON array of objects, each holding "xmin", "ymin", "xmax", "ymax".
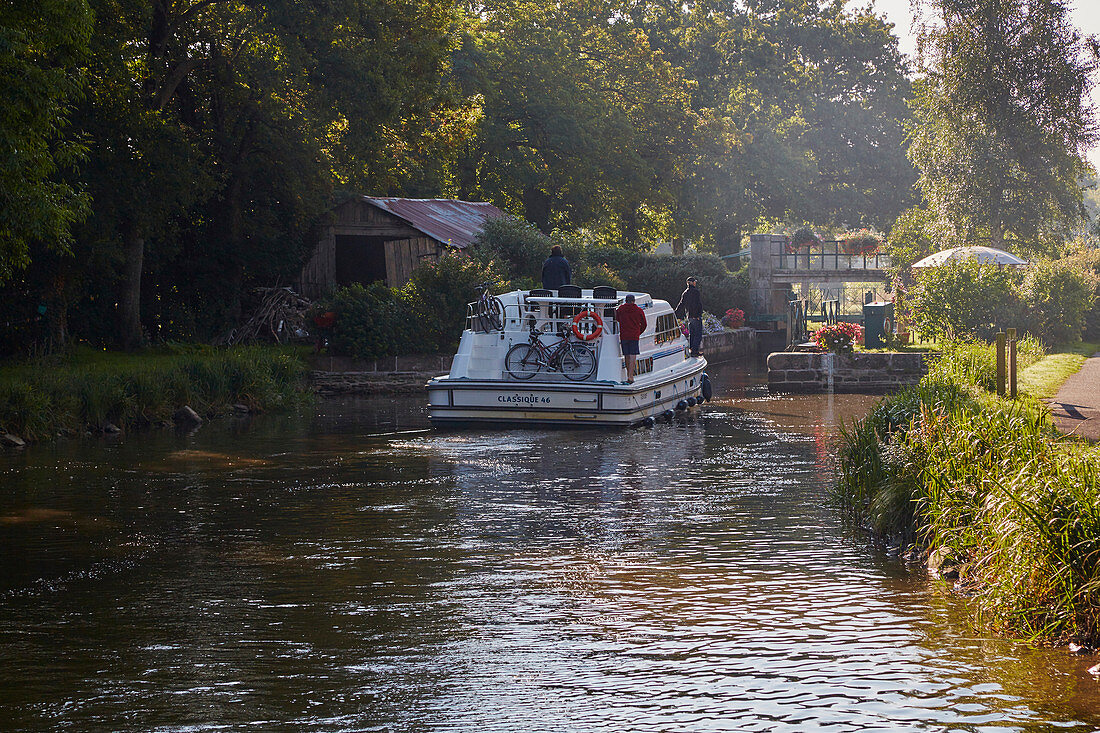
[{"xmin": 614, "ymin": 294, "xmax": 647, "ymax": 383}]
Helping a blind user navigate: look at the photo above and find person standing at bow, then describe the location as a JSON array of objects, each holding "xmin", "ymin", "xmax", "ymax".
[{"xmin": 675, "ymin": 276, "xmax": 703, "ymax": 357}]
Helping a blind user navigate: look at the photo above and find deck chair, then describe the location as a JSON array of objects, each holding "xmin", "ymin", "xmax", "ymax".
[
  {"xmin": 592, "ymin": 285, "xmax": 617, "ymax": 319},
  {"xmin": 524, "ymin": 289, "xmax": 553, "ymax": 329},
  {"xmin": 556, "ymin": 285, "xmax": 582, "ymax": 322}
]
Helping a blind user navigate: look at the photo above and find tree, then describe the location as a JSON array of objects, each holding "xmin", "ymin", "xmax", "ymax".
[
  {"xmin": 909, "ymin": 0, "xmax": 1098, "ymax": 254},
  {"xmin": 0, "ymin": 0, "xmax": 91, "ymax": 283},
  {"xmin": 652, "ymin": 0, "xmax": 916, "ymax": 253},
  {"xmin": 457, "ymin": 0, "xmax": 696, "ymax": 240},
  {"xmin": 69, "ymin": 0, "xmax": 467, "ymax": 348}
]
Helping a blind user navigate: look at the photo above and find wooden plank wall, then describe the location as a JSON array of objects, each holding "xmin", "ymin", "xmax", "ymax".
[
  {"xmin": 299, "ymin": 230, "xmax": 336, "ymax": 299},
  {"xmin": 386, "ymin": 237, "xmax": 440, "ymax": 286},
  {"xmin": 298, "ymin": 199, "xmax": 442, "ymax": 296}
]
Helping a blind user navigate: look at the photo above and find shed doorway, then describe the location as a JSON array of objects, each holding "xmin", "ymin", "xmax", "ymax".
[{"xmin": 334, "ymin": 235, "xmax": 388, "ymax": 286}]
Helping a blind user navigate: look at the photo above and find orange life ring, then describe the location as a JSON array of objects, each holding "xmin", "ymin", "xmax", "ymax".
[{"xmin": 571, "ymin": 310, "xmax": 603, "ymax": 341}]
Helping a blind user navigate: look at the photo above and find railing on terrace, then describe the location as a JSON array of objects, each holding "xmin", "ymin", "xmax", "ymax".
[{"xmin": 770, "ymin": 238, "xmax": 891, "ymax": 271}]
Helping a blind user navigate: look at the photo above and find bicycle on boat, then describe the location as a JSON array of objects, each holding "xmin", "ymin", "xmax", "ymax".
[
  {"xmin": 504, "ymin": 325, "xmax": 596, "ymax": 382},
  {"xmin": 474, "ymin": 281, "xmax": 504, "ymax": 332}
]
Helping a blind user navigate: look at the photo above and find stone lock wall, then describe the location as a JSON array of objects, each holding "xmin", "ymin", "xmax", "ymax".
[
  {"xmin": 701, "ymin": 327, "xmax": 758, "ymax": 364},
  {"xmin": 767, "ymin": 351, "xmax": 933, "ymax": 393},
  {"xmin": 308, "ymin": 354, "xmax": 453, "ymax": 395}
]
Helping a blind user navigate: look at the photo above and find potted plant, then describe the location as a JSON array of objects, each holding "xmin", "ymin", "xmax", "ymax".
[
  {"xmin": 813, "ymin": 322, "xmax": 863, "ymax": 354},
  {"xmin": 721, "ymin": 308, "xmax": 746, "ymax": 328},
  {"xmin": 785, "ymin": 227, "xmax": 822, "ymax": 253},
  {"xmin": 840, "ymin": 229, "xmax": 883, "ymax": 256}
]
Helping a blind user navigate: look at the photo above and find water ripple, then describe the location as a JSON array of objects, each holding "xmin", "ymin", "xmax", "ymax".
[{"xmin": 0, "ymin": 370, "xmax": 1098, "ymax": 731}]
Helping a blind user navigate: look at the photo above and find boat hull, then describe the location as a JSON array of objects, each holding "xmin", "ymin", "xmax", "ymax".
[{"xmin": 427, "ymin": 359, "xmax": 708, "ymax": 427}]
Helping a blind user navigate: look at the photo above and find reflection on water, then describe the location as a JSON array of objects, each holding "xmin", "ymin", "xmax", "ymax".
[{"xmin": 1, "ymin": 362, "xmax": 1099, "ymax": 732}]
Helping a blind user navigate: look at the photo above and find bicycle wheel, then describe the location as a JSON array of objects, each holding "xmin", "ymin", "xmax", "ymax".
[
  {"xmin": 478, "ymin": 295, "xmax": 504, "ymax": 331},
  {"xmin": 560, "ymin": 343, "xmax": 596, "ymax": 382},
  {"xmin": 505, "ymin": 343, "xmax": 541, "ymax": 380},
  {"xmin": 486, "ymin": 296, "xmax": 504, "ymax": 331}
]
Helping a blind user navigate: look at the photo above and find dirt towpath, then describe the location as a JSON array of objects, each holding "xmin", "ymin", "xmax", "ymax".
[{"xmin": 1048, "ymin": 351, "xmax": 1100, "ymax": 442}]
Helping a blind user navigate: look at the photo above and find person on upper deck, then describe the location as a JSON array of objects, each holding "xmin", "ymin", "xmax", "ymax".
[
  {"xmin": 615, "ymin": 294, "xmax": 647, "ymax": 384},
  {"xmin": 541, "ymin": 245, "xmax": 572, "ymax": 290},
  {"xmin": 675, "ymin": 276, "xmax": 704, "ymax": 357}
]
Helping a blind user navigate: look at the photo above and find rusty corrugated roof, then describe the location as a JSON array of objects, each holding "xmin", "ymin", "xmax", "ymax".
[{"xmin": 363, "ymin": 197, "xmax": 505, "ymax": 249}]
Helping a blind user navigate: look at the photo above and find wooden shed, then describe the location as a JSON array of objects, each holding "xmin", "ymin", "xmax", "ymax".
[{"xmin": 297, "ymin": 196, "xmax": 505, "ymax": 298}]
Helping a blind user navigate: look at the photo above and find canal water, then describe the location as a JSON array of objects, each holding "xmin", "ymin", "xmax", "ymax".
[{"xmin": 2, "ymin": 363, "xmax": 1100, "ymax": 732}]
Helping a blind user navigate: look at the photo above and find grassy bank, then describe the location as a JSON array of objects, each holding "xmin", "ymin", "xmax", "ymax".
[
  {"xmin": 835, "ymin": 340, "xmax": 1100, "ymax": 644},
  {"xmin": 1018, "ymin": 341, "xmax": 1099, "ymax": 399},
  {"xmin": 0, "ymin": 345, "xmax": 309, "ymax": 441}
]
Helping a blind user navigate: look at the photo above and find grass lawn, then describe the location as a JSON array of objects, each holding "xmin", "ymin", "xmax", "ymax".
[{"xmin": 1018, "ymin": 341, "xmax": 1100, "ymax": 399}]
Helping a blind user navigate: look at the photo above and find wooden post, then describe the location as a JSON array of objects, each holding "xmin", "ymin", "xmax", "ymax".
[
  {"xmin": 1007, "ymin": 327, "xmax": 1017, "ymax": 399},
  {"xmin": 996, "ymin": 331, "xmax": 1006, "ymax": 397}
]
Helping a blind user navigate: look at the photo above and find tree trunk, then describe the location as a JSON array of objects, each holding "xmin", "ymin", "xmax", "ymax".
[
  {"xmin": 620, "ymin": 207, "xmax": 640, "ymax": 248},
  {"xmin": 46, "ymin": 269, "xmax": 68, "ymax": 352},
  {"xmin": 118, "ymin": 224, "xmax": 145, "ymax": 351},
  {"xmin": 522, "ymin": 185, "xmax": 551, "ymax": 234},
  {"xmin": 716, "ymin": 220, "xmax": 742, "ymax": 265},
  {"xmin": 989, "ymin": 189, "xmax": 1004, "ymax": 249},
  {"xmin": 224, "ymin": 175, "xmax": 245, "ymax": 329}
]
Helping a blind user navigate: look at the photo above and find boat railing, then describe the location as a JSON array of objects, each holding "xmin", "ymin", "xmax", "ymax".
[{"xmin": 467, "ymin": 296, "xmax": 621, "ymax": 337}]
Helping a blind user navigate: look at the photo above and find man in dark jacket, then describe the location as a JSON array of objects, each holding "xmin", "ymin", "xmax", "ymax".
[
  {"xmin": 541, "ymin": 245, "xmax": 572, "ymax": 290},
  {"xmin": 675, "ymin": 276, "xmax": 703, "ymax": 357}
]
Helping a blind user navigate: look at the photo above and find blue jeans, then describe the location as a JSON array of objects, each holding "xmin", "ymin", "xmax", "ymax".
[{"xmin": 688, "ymin": 318, "xmax": 702, "ymax": 354}]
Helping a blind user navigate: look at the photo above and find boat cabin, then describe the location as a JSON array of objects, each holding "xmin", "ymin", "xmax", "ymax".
[{"xmin": 449, "ymin": 287, "xmax": 688, "ymax": 384}]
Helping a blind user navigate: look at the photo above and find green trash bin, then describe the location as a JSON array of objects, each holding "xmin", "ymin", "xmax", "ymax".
[{"xmin": 862, "ymin": 301, "xmax": 894, "ymax": 348}]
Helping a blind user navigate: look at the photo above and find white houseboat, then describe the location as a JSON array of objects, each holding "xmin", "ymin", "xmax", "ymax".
[{"xmin": 426, "ymin": 286, "xmax": 711, "ymax": 427}]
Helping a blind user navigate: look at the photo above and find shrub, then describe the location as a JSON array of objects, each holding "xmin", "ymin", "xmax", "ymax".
[
  {"xmin": 909, "ymin": 259, "xmax": 1022, "ymax": 340},
  {"xmin": 576, "ymin": 245, "xmax": 646, "ymax": 274},
  {"xmin": 624, "ymin": 254, "xmax": 748, "ymax": 311},
  {"xmin": 323, "ymin": 282, "xmax": 414, "ymax": 361},
  {"xmin": 469, "ymin": 216, "xmax": 549, "ymax": 284},
  {"xmin": 1019, "ymin": 259, "xmax": 1096, "ymax": 345},
  {"xmin": 404, "ymin": 251, "xmax": 510, "ymax": 352},
  {"xmin": 1058, "ymin": 247, "xmax": 1100, "ymax": 340},
  {"xmin": 572, "ymin": 260, "xmax": 627, "ymax": 290},
  {"xmin": 886, "ymin": 206, "xmax": 937, "ymax": 270}
]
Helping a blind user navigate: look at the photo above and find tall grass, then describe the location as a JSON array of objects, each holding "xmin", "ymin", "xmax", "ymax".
[
  {"xmin": 0, "ymin": 345, "xmax": 308, "ymax": 440},
  {"xmin": 925, "ymin": 336, "xmax": 1045, "ymax": 392},
  {"xmin": 835, "ymin": 338, "xmax": 1100, "ymax": 644}
]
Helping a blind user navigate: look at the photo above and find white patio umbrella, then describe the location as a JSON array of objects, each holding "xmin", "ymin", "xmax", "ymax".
[{"xmin": 911, "ymin": 245, "xmax": 1028, "ymax": 268}]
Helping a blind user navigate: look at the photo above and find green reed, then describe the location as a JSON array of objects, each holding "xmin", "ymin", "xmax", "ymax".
[
  {"xmin": 0, "ymin": 345, "xmax": 308, "ymax": 440},
  {"xmin": 835, "ymin": 352, "xmax": 1100, "ymax": 644}
]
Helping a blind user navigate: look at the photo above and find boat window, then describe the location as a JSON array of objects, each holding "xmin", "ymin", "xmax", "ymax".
[{"xmin": 654, "ymin": 313, "xmax": 680, "ymax": 344}]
